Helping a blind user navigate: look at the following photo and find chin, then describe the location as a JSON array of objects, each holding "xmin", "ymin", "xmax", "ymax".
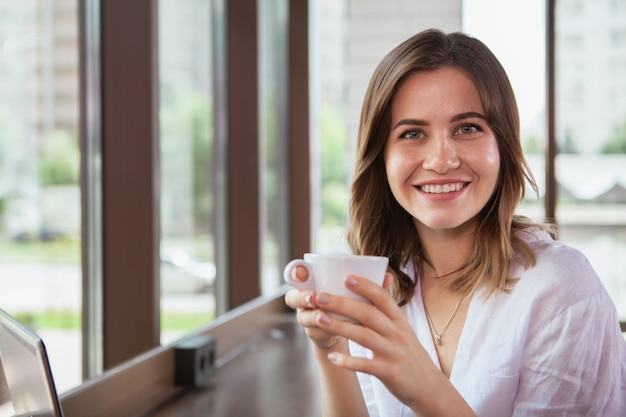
[{"xmin": 415, "ymin": 217, "xmax": 478, "ymax": 234}]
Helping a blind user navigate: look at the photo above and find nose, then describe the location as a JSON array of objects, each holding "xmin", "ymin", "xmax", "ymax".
[{"xmin": 421, "ymin": 134, "xmax": 460, "ymax": 174}]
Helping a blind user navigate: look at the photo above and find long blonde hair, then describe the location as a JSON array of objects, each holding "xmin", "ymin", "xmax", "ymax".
[{"xmin": 346, "ymin": 29, "xmax": 552, "ymax": 305}]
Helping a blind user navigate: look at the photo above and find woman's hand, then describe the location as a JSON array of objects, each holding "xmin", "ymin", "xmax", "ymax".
[
  {"xmin": 311, "ymin": 273, "xmax": 444, "ymax": 413},
  {"xmin": 284, "ymin": 266, "xmax": 346, "ymax": 350},
  {"xmin": 287, "ymin": 271, "xmax": 475, "ymax": 415},
  {"xmin": 286, "ymin": 267, "xmax": 376, "ymax": 417}
]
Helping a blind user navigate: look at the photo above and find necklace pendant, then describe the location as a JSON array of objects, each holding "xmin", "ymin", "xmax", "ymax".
[{"xmin": 424, "ymin": 294, "xmax": 464, "ymax": 348}]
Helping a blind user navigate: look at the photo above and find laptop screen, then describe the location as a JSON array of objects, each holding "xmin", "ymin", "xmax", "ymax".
[{"xmin": 0, "ymin": 309, "xmax": 63, "ymax": 417}]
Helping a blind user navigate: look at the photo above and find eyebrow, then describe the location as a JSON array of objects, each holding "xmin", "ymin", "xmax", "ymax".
[
  {"xmin": 391, "ymin": 111, "xmax": 487, "ymax": 130},
  {"xmin": 451, "ymin": 111, "xmax": 487, "ymax": 122}
]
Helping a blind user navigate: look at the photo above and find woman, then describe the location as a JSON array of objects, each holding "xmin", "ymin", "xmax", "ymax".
[{"xmin": 285, "ymin": 29, "xmax": 626, "ymax": 416}]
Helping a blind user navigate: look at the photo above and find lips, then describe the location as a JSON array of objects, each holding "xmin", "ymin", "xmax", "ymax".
[{"xmin": 419, "ymin": 182, "xmax": 465, "ymax": 194}]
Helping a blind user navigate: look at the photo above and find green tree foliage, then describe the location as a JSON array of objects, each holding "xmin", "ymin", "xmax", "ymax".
[
  {"xmin": 602, "ymin": 121, "xmax": 626, "ymax": 154},
  {"xmin": 522, "ymin": 133, "xmax": 543, "ymax": 154},
  {"xmin": 39, "ymin": 130, "xmax": 80, "ymax": 185},
  {"xmin": 160, "ymin": 87, "xmax": 213, "ymax": 234},
  {"xmin": 320, "ymin": 106, "xmax": 349, "ymax": 227},
  {"xmin": 322, "ymin": 181, "xmax": 349, "ymax": 227}
]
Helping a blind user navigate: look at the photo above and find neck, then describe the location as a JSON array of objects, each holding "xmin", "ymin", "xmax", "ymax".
[{"xmin": 416, "ymin": 221, "xmax": 475, "ymax": 279}]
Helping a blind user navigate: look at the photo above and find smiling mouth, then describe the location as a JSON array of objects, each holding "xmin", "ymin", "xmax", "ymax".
[{"xmin": 419, "ymin": 183, "xmax": 465, "ymax": 194}]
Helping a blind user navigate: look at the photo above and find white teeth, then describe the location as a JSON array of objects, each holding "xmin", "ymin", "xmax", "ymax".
[{"xmin": 420, "ymin": 183, "xmax": 463, "ymax": 194}]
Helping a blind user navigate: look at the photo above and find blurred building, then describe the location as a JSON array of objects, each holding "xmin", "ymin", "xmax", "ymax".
[
  {"xmin": 0, "ymin": 0, "xmax": 78, "ymax": 142},
  {"xmin": 556, "ymin": 0, "xmax": 626, "ymax": 154},
  {"xmin": 0, "ymin": 0, "xmax": 79, "ymax": 239}
]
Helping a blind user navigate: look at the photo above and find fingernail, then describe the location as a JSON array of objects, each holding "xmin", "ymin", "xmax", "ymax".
[
  {"xmin": 327, "ymin": 352, "xmax": 338, "ymax": 362},
  {"xmin": 295, "ymin": 265, "xmax": 308, "ymax": 281},
  {"xmin": 346, "ymin": 276, "xmax": 358, "ymax": 286},
  {"xmin": 317, "ymin": 293, "xmax": 331, "ymax": 304},
  {"xmin": 317, "ymin": 312, "xmax": 332, "ymax": 325}
]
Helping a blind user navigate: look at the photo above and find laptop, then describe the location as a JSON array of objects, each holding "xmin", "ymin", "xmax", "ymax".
[{"xmin": 0, "ymin": 308, "xmax": 64, "ymax": 417}]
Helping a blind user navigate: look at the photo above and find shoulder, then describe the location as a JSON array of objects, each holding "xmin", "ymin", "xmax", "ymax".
[
  {"xmin": 511, "ymin": 228, "xmax": 609, "ymax": 312},
  {"xmin": 515, "ymin": 227, "xmax": 600, "ymax": 288},
  {"xmin": 505, "ymin": 232, "xmax": 625, "ymax": 413}
]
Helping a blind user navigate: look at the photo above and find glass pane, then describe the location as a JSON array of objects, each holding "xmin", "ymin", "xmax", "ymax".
[
  {"xmin": 158, "ymin": 0, "xmax": 216, "ymax": 344},
  {"xmin": 0, "ymin": 0, "xmax": 81, "ymax": 393},
  {"xmin": 259, "ymin": 0, "xmax": 289, "ymax": 294},
  {"xmin": 555, "ymin": 0, "xmax": 626, "ymax": 321},
  {"xmin": 310, "ymin": 0, "xmax": 351, "ymax": 253}
]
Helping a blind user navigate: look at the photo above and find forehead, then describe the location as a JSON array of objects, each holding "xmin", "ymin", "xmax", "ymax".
[{"xmin": 391, "ymin": 67, "xmax": 484, "ymax": 117}]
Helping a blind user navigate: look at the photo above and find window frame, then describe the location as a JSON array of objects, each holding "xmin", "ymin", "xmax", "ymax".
[{"xmin": 78, "ymin": 0, "xmax": 310, "ymax": 383}]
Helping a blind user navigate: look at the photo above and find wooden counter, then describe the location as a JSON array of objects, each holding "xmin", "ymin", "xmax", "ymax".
[
  {"xmin": 144, "ymin": 317, "xmax": 322, "ymax": 417},
  {"xmin": 60, "ymin": 293, "xmax": 322, "ymax": 417}
]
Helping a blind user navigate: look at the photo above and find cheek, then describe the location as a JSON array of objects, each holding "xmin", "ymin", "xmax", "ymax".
[
  {"xmin": 384, "ymin": 146, "xmax": 408, "ymax": 179},
  {"xmin": 383, "ymin": 148, "xmax": 405, "ymax": 198},
  {"xmin": 483, "ymin": 149, "xmax": 500, "ymax": 173},
  {"xmin": 481, "ymin": 142, "xmax": 501, "ymax": 185},
  {"xmin": 383, "ymin": 147, "xmax": 395, "ymax": 180}
]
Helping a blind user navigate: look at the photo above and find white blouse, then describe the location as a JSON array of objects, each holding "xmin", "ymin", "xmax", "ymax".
[{"xmin": 349, "ymin": 229, "xmax": 626, "ymax": 416}]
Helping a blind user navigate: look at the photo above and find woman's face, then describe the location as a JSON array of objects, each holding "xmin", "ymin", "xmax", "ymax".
[{"xmin": 384, "ymin": 66, "xmax": 500, "ymax": 235}]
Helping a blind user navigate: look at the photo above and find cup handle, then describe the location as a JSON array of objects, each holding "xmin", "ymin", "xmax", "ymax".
[{"xmin": 283, "ymin": 259, "xmax": 316, "ymax": 292}]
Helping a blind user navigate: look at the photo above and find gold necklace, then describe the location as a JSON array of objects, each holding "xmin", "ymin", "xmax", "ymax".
[{"xmin": 424, "ymin": 295, "xmax": 464, "ymax": 346}]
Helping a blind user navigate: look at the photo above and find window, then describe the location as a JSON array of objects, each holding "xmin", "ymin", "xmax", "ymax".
[
  {"xmin": 158, "ymin": 0, "xmax": 216, "ymax": 345},
  {"xmin": 0, "ymin": 0, "xmax": 309, "ymax": 410},
  {"xmin": 259, "ymin": 0, "xmax": 290, "ymax": 295},
  {"xmin": 0, "ymin": 0, "xmax": 82, "ymax": 392},
  {"xmin": 555, "ymin": 0, "xmax": 626, "ymax": 322},
  {"xmin": 310, "ymin": 0, "xmax": 351, "ymax": 254}
]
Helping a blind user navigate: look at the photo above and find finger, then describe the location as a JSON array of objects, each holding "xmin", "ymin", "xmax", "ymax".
[
  {"xmin": 314, "ymin": 305, "xmax": 390, "ymax": 353},
  {"xmin": 284, "ymin": 288, "xmax": 315, "ymax": 310},
  {"xmin": 296, "ymin": 265, "xmax": 309, "ymax": 281},
  {"xmin": 290, "ymin": 265, "xmax": 309, "ymax": 282},
  {"xmin": 326, "ymin": 350, "xmax": 390, "ymax": 379},
  {"xmin": 315, "ymin": 291, "xmax": 389, "ymax": 332},
  {"xmin": 297, "ymin": 307, "xmax": 324, "ymax": 329},
  {"xmin": 345, "ymin": 275, "xmax": 404, "ymax": 321}
]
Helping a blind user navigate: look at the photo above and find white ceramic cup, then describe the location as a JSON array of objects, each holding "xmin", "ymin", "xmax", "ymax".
[{"xmin": 283, "ymin": 253, "xmax": 389, "ymax": 308}]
